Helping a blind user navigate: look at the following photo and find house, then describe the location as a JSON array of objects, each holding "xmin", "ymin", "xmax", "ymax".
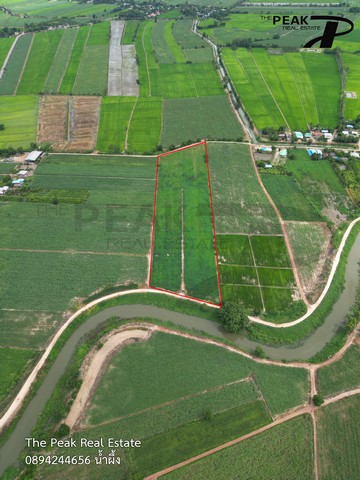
[
  {"xmin": 25, "ymin": 150, "xmax": 42, "ymax": 163},
  {"xmin": 260, "ymin": 146, "xmax": 272, "ymax": 153},
  {"xmin": 342, "ymin": 131, "xmax": 349, "ymax": 136},
  {"xmin": 321, "ymin": 129, "xmax": 329, "ymax": 134},
  {"xmin": 305, "ymin": 132, "xmax": 312, "ymax": 139},
  {"xmin": 279, "ymin": 148, "xmax": 287, "ymax": 158},
  {"xmin": 18, "ymin": 170, "xmax": 28, "ymax": 177},
  {"xmin": 350, "ymin": 152, "xmax": 360, "ymax": 158},
  {"xmin": 0, "ymin": 186, "xmax": 9, "ymax": 195},
  {"xmin": 346, "ymin": 124, "xmax": 354, "ymax": 129},
  {"xmin": 308, "ymin": 148, "xmax": 323, "ymax": 157},
  {"xmin": 294, "ymin": 131, "xmax": 304, "ymax": 140},
  {"xmin": 12, "ymin": 179, "xmax": 24, "ymax": 187},
  {"xmin": 265, "ymin": 164, "xmax": 272, "ymax": 169},
  {"xmin": 324, "ymin": 133, "xmax": 332, "ymax": 140}
]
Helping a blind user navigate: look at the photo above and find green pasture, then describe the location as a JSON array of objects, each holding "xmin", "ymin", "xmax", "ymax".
[
  {"xmin": 164, "ymin": 20, "xmax": 186, "ymax": 62},
  {"xmin": 152, "ymin": 19, "xmax": 177, "ymax": 64},
  {"xmin": 0, "ymin": 162, "xmax": 16, "ymax": 174},
  {"xmin": 162, "ymin": 96, "xmax": 243, "ymax": 148},
  {"xmin": 96, "ymin": 96, "xmax": 136, "ymax": 153},
  {"xmin": 173, "ymin": 19, "xmax": 205, "ymax": 49},
  {"xmin": 336, "ymin": 17, "xmax": 360, "ymax": 53},
  {"xmin": 257, "ymin": 267, "xmax": 295, "ymax": 288},
  {"xmin": 0, "ymin": 34, "xmax": 33, "ymax": 95},
  {"xmin": 72, "ymin": 24, "xmax": 109, "ymax": 96},
  {"xmin": 285, "ymin": 149, "xmax": 351, "ymax": 220},
  {"xmin": 59, "ymin": 26, "xmax": 90, "ymax": 94},
  {"xmin": 163, "ymin": 415, "xmax": 314, "ymax": 480},
  {"xmin": 317, "ymin": 396, "xmax": 360, "ymax": 480},
  {"xmin": 184, "ymin": 46, "xmax": 213, "ymax": 63},
  {"xmin": 222, "ymin": 284, "xmax": 263, "ymax": 310},
  {"xmin": 262, "ymin": 174, "xmax": 322, "ymax": 222},
  {"xmin": 43, "ymin": 28, "xmax": 78, "ymax": 94},
  {"xmin": 89, "ymin": 331, "xmax": 308, "ymax": 420},
  {"xmin": 220, "ymin": 265, "xmax": 257, "ymax": 285},
  {"xmin": 151, "ymin": 144, "xmax": 219, "ymax": 301},
  {"xmin": 122, "ymin": 20, "xmax": 140, "ymax": 44},
  {"xmin": 208, "ymin": 143, "xmax": 281, "ymax": 234},
  {"xmin": 17, "ymin": 29, "xmax": 63, "ymax": 95},
  {"xmin": 286, "ymin": 221, "xmax": 331, "ymax": 298},
  {"xmin": 0, "ymin": 95, "xmax": 37, "ymax": 148},
  {"xmin": 317, "ymin": 345, "xmax": 360, "ymax": 398},
  {"xmin": 127, "ymin": 97, "xmax": 162, "ymax": 152}
]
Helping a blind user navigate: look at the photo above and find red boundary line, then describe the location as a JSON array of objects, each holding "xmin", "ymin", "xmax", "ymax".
[
  {"xmin": 149, "ymin": 140, "xmax": 222, "ymax": 307},
  {"xmin": 204, "ymin": 140, "xmax": 223, "ymax": 307}
]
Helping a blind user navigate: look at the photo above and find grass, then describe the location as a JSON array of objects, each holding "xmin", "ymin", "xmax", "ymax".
[
  {"xmin": 59, "ymin": 26, "xmax": 90, "ymax": 94},
  {"xmin": 208, "ymin": 143, "xmax": 281, "ymax": 234},
  {"xmin": 72, "ymin": 45, "xmax": 109, "ymax": 95},
  {"xmin": 89, "ymin": 331, "xmax": 308, "ymax": 421},
  {"xmin": 162, "ymin": 96, "xmax": 243, "ymax": 148},
  {"xmin": 285, "ymin": 150, "xmax": 351, "ymax": 219},
  {"xmin": 163, "ymin": 415, "xmax": 314, "ymax": 480},
  {"xmin": 220, "ymin": 265, "xmax": 257, "ymax": 285},
  {"xmin": 43, "ymin": 28, "xmax": 78, "ymax": 94},
  {"xmin": 317, "ymin": 344, "xmax": 360, "ymax": 398},
  {"xmin": 151, "ymin": 144, "xmax": 219, "ymax": 301},
  {"xmin": 129, "ymin": 401, "xmax": 271, "ymax": 477},
  {"xmin": 0, "ymin": 34, "xmax": 33, "ymax": 95},
  {"xmin": 17, "ymin": 29, "xmax": 63, "ymax": 94},
  {"xmin": 152, "ymin": 19, "xmax": 176, "ymax": 64},
  {"xmin": 96, "ymin": 96, "xmax": 136, "ymax": 153},
  {"xmin": 0, "ymin": 95, "xmax": 38, "ymax": 148},
  {"xmin": 317, "ymin": 395, "xmax": 360, "ymax": 480},
  {"xmin": 164, "ymin": 20, "xmax": 187, "ymax": 62},
  {"xmin": 262, "ymin": 174, "xmax": 322, "ymax": 222},
  {"xmin": 127, "ymin": 97, "xmax": 162, "ymax": 152},
  {"xmin": 222, "ymin": 48, "xmax": 341, "ymax": 130},
  {"xmin": 222, "ymin": 284, "xmax": 264, "ymax": 310}
]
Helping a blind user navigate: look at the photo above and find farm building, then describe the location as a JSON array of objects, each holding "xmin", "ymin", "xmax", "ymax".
[
  {"xmin": 279, "ymin": 148, "xmax": 287, "ymax": 158},
  {"xmin": 346, "ymin": 124, "xmax": 354, "ymax": 129},
  {"xmin": 0, "ymin": 186, "xmax": 9, "ymax": 195},
  {"xmin": 294, "ymin": 131, "xmax": 304, "ymax": 140},
  {"xmin": 342, "ymin": 131, "xmax": 349, "ymax": 136},
  {"xmin": 265, "ymin": 164, "xmax": 272, "ymax": 169},
  {"xmin": 324, "ymin": 133, "xmax": 332, "ymax": 140},
  {"xmin": 25, "ymin": 151, "xmax": 43, "ymax": 163},
  {"xmin": 12, "ymin": 179, "xmax": 24, "ymax": 187},
  {"xmin": 260, "ymin": 146, "xmax": 272, "ymax": 153},
  {"xmin": 350, "ymin": 152, "xmax": 360, "ymax": 158},
  {"xmin": 17, "ymin": 170, "xmax": 28, "ymax": 177},
  {"xmin": 308, "ymin": 148, "xmax": 323, "ymax": 157},
  {"xmin": 305, "ymin": 132, "xmax": 312, "ymax": 139}
]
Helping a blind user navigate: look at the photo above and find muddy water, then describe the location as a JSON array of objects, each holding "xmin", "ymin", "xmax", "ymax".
[{"xmin": 0, "ymin": 234, "xmax": 359, "ymax": 476}]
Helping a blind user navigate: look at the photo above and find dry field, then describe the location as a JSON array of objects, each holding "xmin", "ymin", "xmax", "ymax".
[{"xmin": 37, "ymin": 95, "xmax": 101, "ymax": 151}]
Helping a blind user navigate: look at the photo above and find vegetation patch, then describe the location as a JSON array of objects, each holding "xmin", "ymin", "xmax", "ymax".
[
  {"xmin": 127, "ymin": 97, "xmax": 162, "ymax": 153},
  {"xmin": 0, "ymin": 34, "xmax": 33, "ymax": 95},
  {"xmin": 0, "ymin": 95, "xmax": 38, "ymax": 148}
]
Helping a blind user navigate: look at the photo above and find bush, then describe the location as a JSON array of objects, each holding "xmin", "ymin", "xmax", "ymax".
[{"xmin": 313, "ymin": 394, "xmax": 324, "ymax": 407}]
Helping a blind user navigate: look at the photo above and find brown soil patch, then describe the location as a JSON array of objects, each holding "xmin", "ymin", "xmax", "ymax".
[{"xmin": 37, "ymin": 95, "xmax": 101, "ymax": 152}]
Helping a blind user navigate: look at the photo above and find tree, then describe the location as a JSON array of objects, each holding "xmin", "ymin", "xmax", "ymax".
[
  {"xmin": 0, "ymin": 124, "xmax": 4, "ymax": 131},
  {"xmin": 313, "ymin": 394, "xmax": 324, "ymax": 407},
  {"xmin": 254, "ymin": 346, "xmax": 266, "ymax": 358},
  {"xmin": 218, "ymin": 302, "xmax": 249, "ymax": 333}
]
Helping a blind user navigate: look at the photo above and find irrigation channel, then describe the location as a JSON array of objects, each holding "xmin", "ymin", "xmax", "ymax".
[{"xmin": 0, "ymin": 233, "xmax": 359, "ymax": 476}]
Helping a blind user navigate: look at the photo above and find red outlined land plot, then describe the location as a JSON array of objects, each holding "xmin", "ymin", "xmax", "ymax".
[{"xmin": 149, "ymin": 141, "xmax": 222, "ymax": 306}]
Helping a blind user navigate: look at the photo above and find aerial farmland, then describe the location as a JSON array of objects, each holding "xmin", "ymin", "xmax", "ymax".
[{"xmin": 0, "ymin": 1, "xmax": 359, "ymax": 479}]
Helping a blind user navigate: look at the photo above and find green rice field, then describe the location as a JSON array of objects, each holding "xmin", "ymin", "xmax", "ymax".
[
  {"xmin": 162, "ymin": 96, "xmax": 244, "ymax": 148},
  {"xmin": 0, "ymin": 34, "xmax": 33, "ymax": 95},
  {"xmin": 217, "ymin": 234, "xmax": 296, "ymax": 315},
  {"xmin": 222, "ymin": 48, "xmax": 341, "ymax": 130},
  {"xmin": 151, "ymin": 144, "xmax": 219, "ymax": 301},
  {"xmin": 0, "ymin": 37, "xmax": 14, "ymax": 67},
  {"xmin": 59, "ymin": 26, "xmax": 90, "ymax": 94},
  {"xmin": 127, "ymin": 97, "xmax": 162, "ymax": 153},
  {"xmin": 96, "ymin": 96, "xmax": 136, "ymax": 153},
  {"xmin": 342, "ymin": 52, "xmax": 360, "ymax": 121},
  {"xmin": 0, "ymin": 95, "xmax": 38, "ymax": 148},
  {"xmin": 17, "ymin": 29, "xmax": 63, "ymax": 94}
]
